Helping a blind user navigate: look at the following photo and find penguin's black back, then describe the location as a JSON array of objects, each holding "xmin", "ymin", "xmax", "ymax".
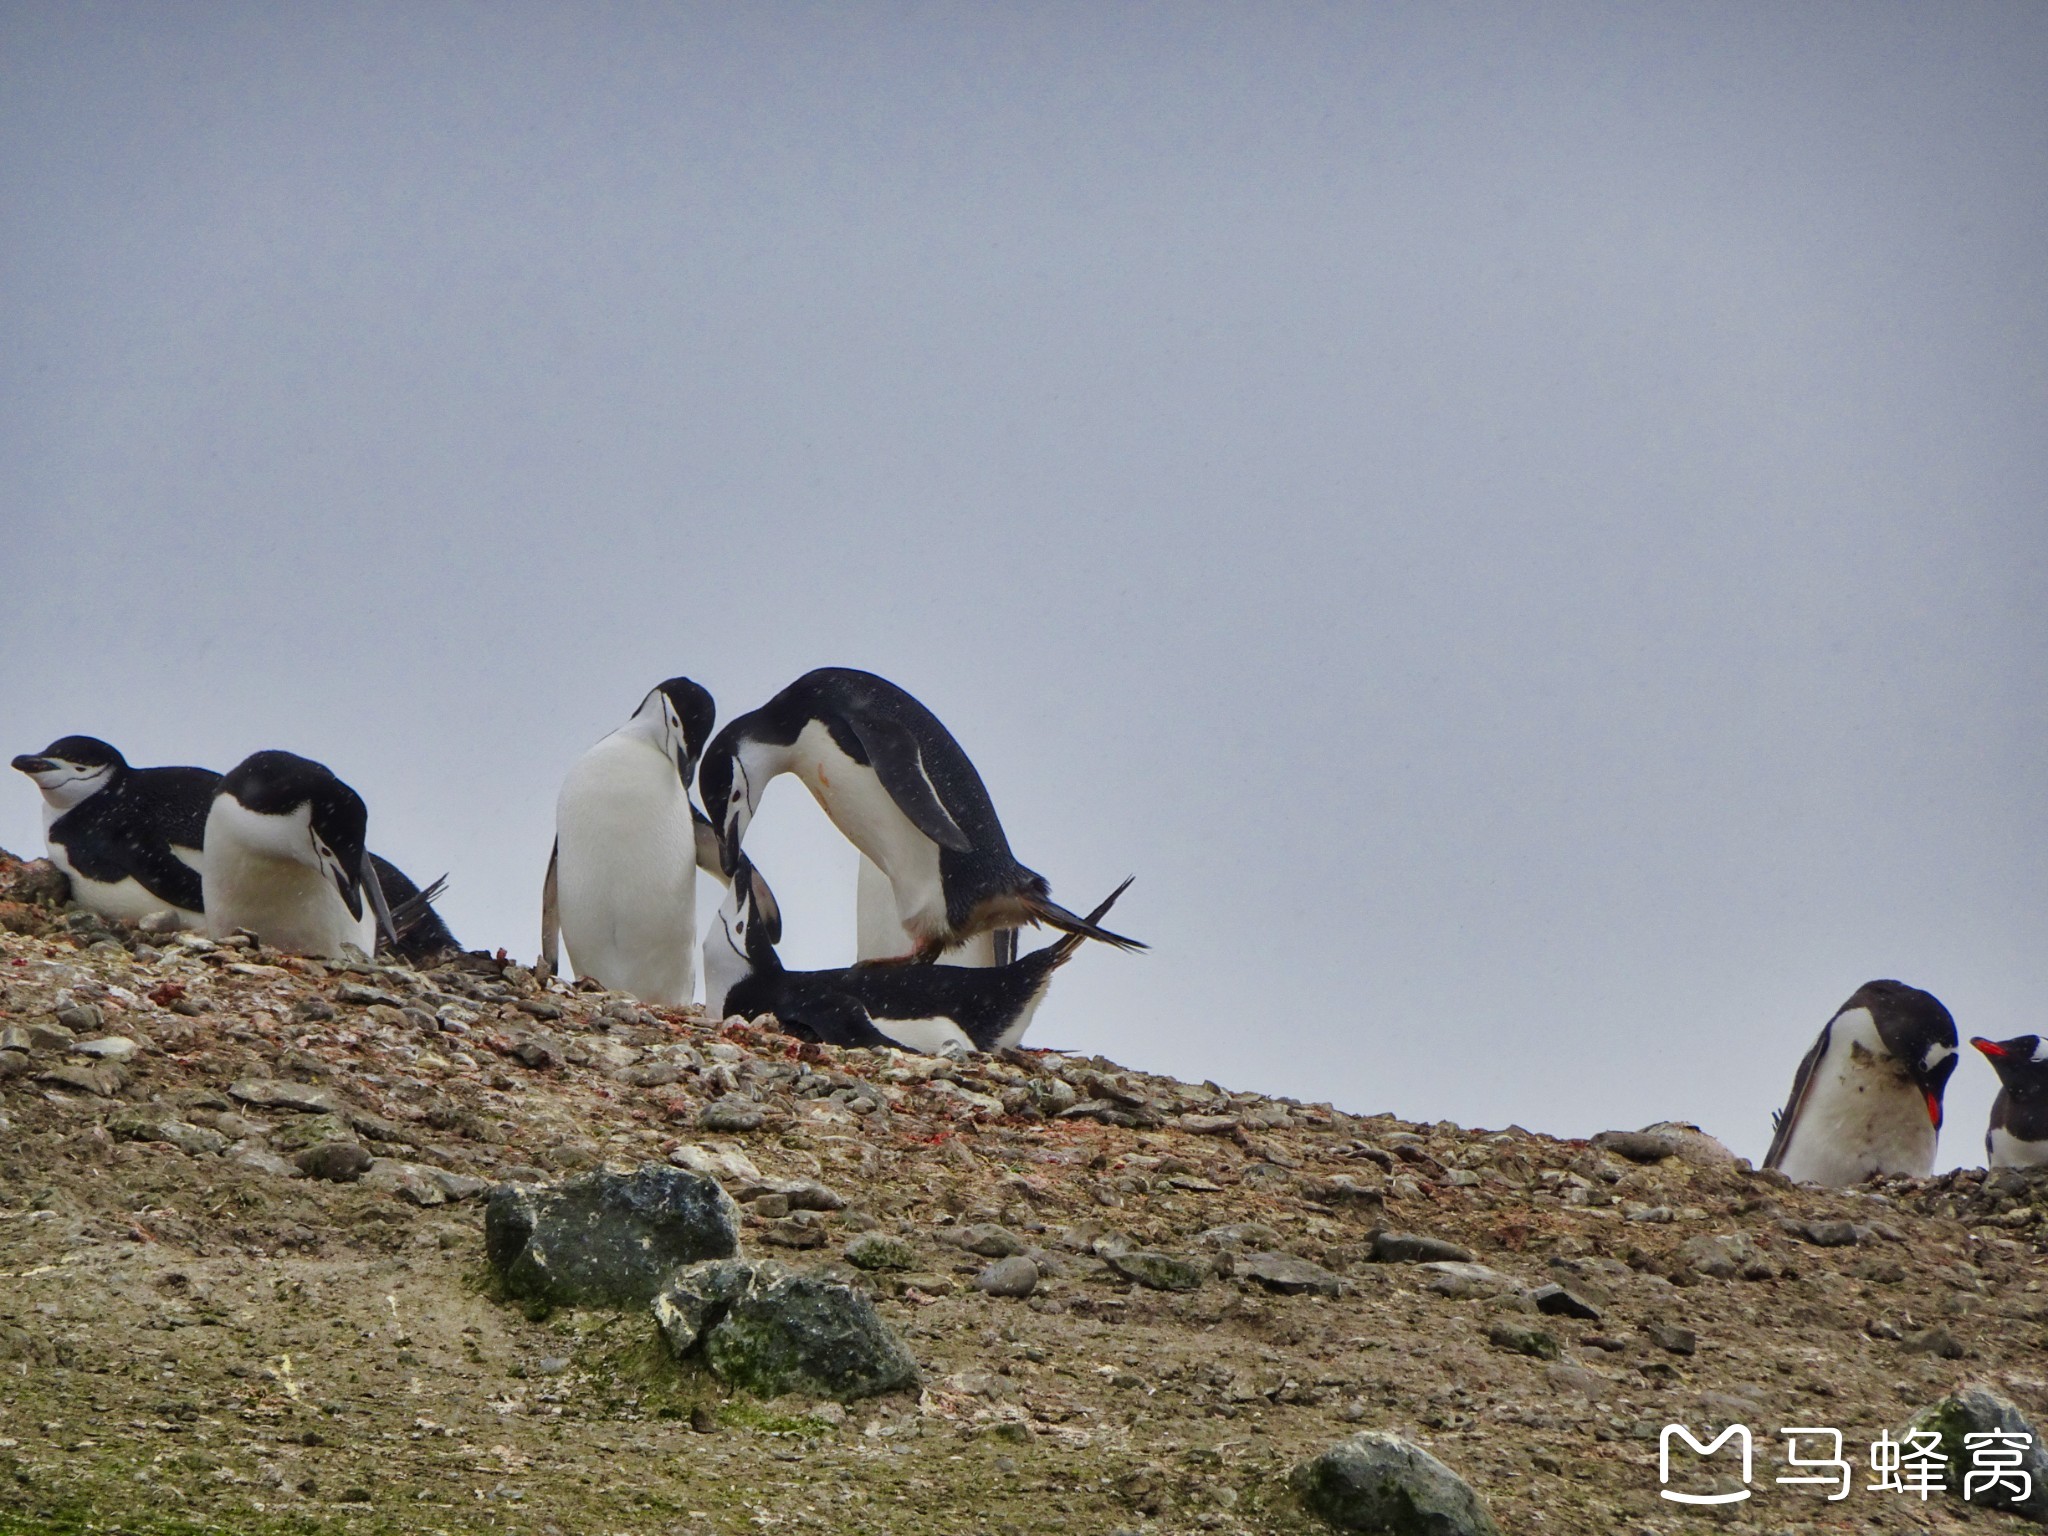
[{"xmin": 48, "ymin": 762, "xmax": 220, "ymax": 912}]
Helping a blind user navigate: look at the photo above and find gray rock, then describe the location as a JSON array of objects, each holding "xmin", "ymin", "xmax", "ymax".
[
  {"xmin": 1530, "ymin": 1283, "xmax": 1601, "ymax": 1322},
  {"xmin": 229, "ymin": 1141, "xmax": 302, "ymax": 1178},
  {"xmin": 268, "ymin": 1112, "xmax": 355, "ymax": 1153},
  {"xmin": 1486, "ymin": 1321, "xmax": 1561, "ymax": 1360},
  {"xmin": 1904, "ymin": 1326, "xmax": 1967, "ymax": 1359},
  {"xmin": 335, "ymin": 982, "xmax": 405, "ymax": 1008},
  {"xmin": 1240, "ymin": 1251, "xmax": 1343, "ymax": 1297},
  {"xmin": 843, "ymin": 1232, "xmax": 917, "ymax": 1271},
  {"xmin": 1646, "ymin": 1322, "xmax": 1697, "ymax": 1356},
  {"xmin": 37, "ymin": 1062, "xmax": 121, "ymax": 1096},
  {"xmin": 1302, "ymin": 1175, "xmax": 1386, "ymax": 1209},
  {"xmin": 760, "ymin": 1212, "xmax": 830, "ymax": 1249},
  {"xmin": 1678, "ymin": 1233, "xmax": 1755, "ymax": 1280},
  {"xmin": 486, "ymin": 1163, "xmax": 741, "ymax": 1309},
  {"xmin": 1779, "ymin": 1217, "xmax": 1861, "ymax": 1247},
  {"xmin": 1292, "ymin": 1430, "xmax": 1501, "ymax": 1536},
  {"xmin": 654, "ymin": 1258, "xmax": 919, "ymax": 1401},
  {"xmin": 955, "ymin": 1223, "xmax": 1027, "ymax": 1258},
  {"xmin": 229, "ymin": 1078, "xmax": 341, "ymax": 1115},
  {"xmin": 1908, "ymin": 1384, "xmax": 2048, "ymax": 1521},
  {"xmin": 1418, "ymin": 1262, "xmax": 1520, "ymax": 1299},
  {"xmin": 1639, "ymin": 1120, "xmax": 1741, "ymax": 1167},
  {"xmin": 700, "ymin": 1095, "xmax": 766, "ymax": 1133},
  {"xmin": 1372, "ymin": 1231, "xmax": 1473, "ymax": 1264},
  {"xmin": 1194, "ymin": 1222, "xmax": 1284, "ymax": 1250},
  {"xmin": 294, "ymin": 1142, "xmax": 373, "ymax": 1182},
  {"xmin": 361, "ymin": 1159, "xmax": 451, "ymax": 1204},
  {"xmin": 1588, "ymin": 1129, "xmax": 1677, "ymax": 1162},
  {"xmin": 26, "ymin": 1019, "xmax": 77, "ymax": 1051},
  {"xmin": 0, "ymin": 1025, "xmax": 31, "ymax": 1053},
  {"xmin": 974, "ymin": 1256, "xmax": 1039, "ymax": 1298},
  {"xmin": 1107, "ymin": 1250, "xmax": 1209, "ymax": 1292},
  {"xmin": 108, "ymin": 1113, "xmax": 228, "ymax": 1157},
  {"xmin": 54, "ymin": 1003, "xmax": 103, "ymax": 1033},
  {"xmin": 70, "ymin": 1035, "xmax": 140, "ymax": 1062}
]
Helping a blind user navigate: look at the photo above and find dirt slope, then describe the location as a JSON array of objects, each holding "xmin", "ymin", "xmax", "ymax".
[{"xmin": 0, "ymin": 851, "xmax": 2042, "ymax": 1536}]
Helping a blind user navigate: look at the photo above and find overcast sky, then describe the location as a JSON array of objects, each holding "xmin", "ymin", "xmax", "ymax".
[{"xmin": 4, "ymin": 3, "xmax": 2043, "ymax": 1169}]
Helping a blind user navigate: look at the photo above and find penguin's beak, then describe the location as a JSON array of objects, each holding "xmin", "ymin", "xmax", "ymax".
[
  {"xmin": 1972, "ymin": 1037, "xmax": 2007, "ymax": 1059},
  {"xmin": 11, "ymin": 755, "xmax": 51, "ymax": 775},
  {"xmin": 1924, "ymin": 1090, "xmax": 1943, "ymax": 1130}
]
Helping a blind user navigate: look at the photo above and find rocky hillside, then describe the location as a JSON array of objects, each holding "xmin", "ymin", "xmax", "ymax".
[{"xmin": 0, "ymin": 847, "xmax": 2044, "ymax": 1536}]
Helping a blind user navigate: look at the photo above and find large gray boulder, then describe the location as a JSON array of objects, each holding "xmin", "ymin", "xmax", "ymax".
[
  {"xmin": 485, "ymin": 1163, "xmax": 740, "ymax": 1308},
  {"xmin": 1908, "ymin": 1384, "xmax": 2048, "ymax": 1522},
  {"xmin": 654, "ymin": 1257, "xmax": 919, "ymax": 1402},
  {"xmin": 1292, "ymin": 1430, "xmax": 1501, "ymax": 1536}
]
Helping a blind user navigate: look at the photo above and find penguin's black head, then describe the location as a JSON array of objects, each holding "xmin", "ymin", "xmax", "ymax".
[
  {"xmin": 655, "ymin": 678, "xmax": 717, "ymax": 766},
  {"xmin": 217, "ymin": 751, "xmax": 373, "ymax": 920},
  {"xmin": 697, "ymin": 723, "xmax": 751, "ymax": 875},
  {"xmin": 1851, "ymin": 979, "xmax": 1959, "ymax": 1131},
  {"xmin": 1973, "ymin": 1036, "xmax": 2048, "ymax": 1095},
  {"xmin": 13, "ymin": 735, "xmax": 127, "ymax": 807},
  {"xmin": 733, "ymin": 858, "xmax": 783, "ymax": 956},
  {"xmin": 632, "ymin": 677, "xmax": 716, "ymax": 783}
]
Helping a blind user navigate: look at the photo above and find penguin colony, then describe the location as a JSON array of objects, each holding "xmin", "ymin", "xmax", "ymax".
[{"xmin": 6, "ymin": 663, "xmax": 2027, "ymax": 1187}]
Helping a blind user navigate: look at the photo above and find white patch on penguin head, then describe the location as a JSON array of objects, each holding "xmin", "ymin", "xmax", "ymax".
[
  {"xmin": 1921, "ymin": 1040, "xmax": 1956, "ymax": 1074},
  {"xmin": 13, "ymin": 757, "xmax": 115, "ymax": 810}
]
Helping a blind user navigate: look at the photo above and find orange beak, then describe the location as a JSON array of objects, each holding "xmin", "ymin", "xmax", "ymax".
[
  {"xmin": 1972, "ymin": 1037, "xmax": 2006, "ymax": 1059},
  {"xmin": 1925, "ymin": 1090, "xmax": 1943, "ymax": 1130}
]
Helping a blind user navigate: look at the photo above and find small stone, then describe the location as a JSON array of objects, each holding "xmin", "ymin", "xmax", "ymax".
[
  {"xmin": 1907, "ymin": 1383, "xmax": 2048, "ymax": 1520},
  {"xmin": 1779, "ymin": 1217, "xmax": 1861, "ymax": 1247},
  {"xmin": 360, "ymin": 1159, "xmax": 450, "ymax": 1205},
  {"xmin": 1302, "ymin": 1175, "xmax": 1386, "ymax": 1209},
  {"xmin": 654, "ymin": 1257, "xmax": 920, "ymax": 1401},
  {"xmin": 38, "ymin": 1062, "xmax": 121, "ymax": 1096},
  {"xmin": 1588, "ymin": 1129, "xmax": 1679, "ymax": 1163},
  {"xmin": 70, "ymin": 1036, "xmax": 140, "ymax": 1062},
  {"xmin": 1194, "ymin": 1222, "xmax": 1284, "ymax": 1250},
  {"xmin": 1291, "ymin": 1430, "xmax": 1501, "ymax": 1536},
  {"xmin": 1178, "ymin": 1114, "xmax": 1241, "ymax": 1135},
  {"xmin": 1106, "ymin": 1250, "xmax": 1208, "ymax": 1292},
  {"xmin": 1239, "ymin": 1251, "xmax": 1342, "ymax": 1297},
  {"xmin": 1678, "ymin": 1233, "xmax": 1754, "ymax": 1280},
  {"xmin": 1372, "ymin": 1231, "xmax": 1473, "ymax": 1264},
  {"xmin": 1418, "ymin": 1261, "xmax": 1520, "ymax": 1299},
  {"xmin": 334, "ymin": 983, "xmax": 405, "ymax": 1008},
  {"xmin": 1486, "ymin": 1321, "xmax": 1561, "ymax": 1360},
  {"xmin": 229, "ymin": 1079, "xmax": 342, "ymax": 1115},
  {"xmin": 957, "ymin": 1223, "xmax": 1027, "ymax": 1258},
  {"xmin": 295, "ymin": 1142, "xmax": 373, "ymax": 1183},
  {"xmin": 229, "ymin": 1142, "xmax": 303, "ymax": 1178},
  {"xmin": 700, "ymin": 1095, "xmax": 766, "ymax": 1133},
  {"xmin": 779, "ymin": 1180, "xmax": 847, "ymax": 1212},
  {"xmin": 844, "ymin": 1233, "xmax": 918, "ymax": 1272},
  {"xmin": 1530, "ymin": 1284, "xmax": 1602, "ymax": 1322},
  {"xmin": 760, "ymin": 1213, "xmax": 829, "ymax": 1248},
  {"xmin": 1646, "ymin": 1322, "xmax": 1697, "ymax": 1356},
  {"xmin": 690, "ymin": 1405, "xmax": 717, "ymax": 1434},
  {"xmin": 974, "ymin": 1257, "xmax": 1039, "ymax": 1298},
  {"xmin": 54, "ymin": 1003, "xmax": 103, "ymax": 1033},
  {"xmin": 1903, "ymin": 1327, "xmax": 1967, "ymax": 1360},
  {"xmin": 26, "ymin": 1019, "xmax": 77, "ymax": 1051}
]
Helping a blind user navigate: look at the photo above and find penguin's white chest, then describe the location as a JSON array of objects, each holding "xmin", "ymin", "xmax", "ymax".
[
  {"xmin": 47, "ymin": 837, "xmax": 204, "ymax": 925},
  {"xmin": 1988, "ymin": 1124, "xmax": 2048, "ymax": 1169},
  {"xmin": 555, "ymin": 734, "xmax": 698, "ymax": 1006},
  {"xmin": 1776, "ymin": 1013, "xmax": 1937, "ymax": 1185},
  {"xmin": 790, "ymin": 721, "xmax": 948, "ymax": 943},
  {"xmin": 201, "ymin": 800, "xmax": 372, "ymax": 959}
]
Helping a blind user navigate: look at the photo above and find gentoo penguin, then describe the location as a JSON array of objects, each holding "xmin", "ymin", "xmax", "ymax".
[
  {"xmin": 855, "ymin": 852, "xmax": 1012, "ymax": 966},
  {"xmin": 1971, "ymin": 1036, "xmax": 2048, "ymax": 1168},
  {"xmin": 542, "ymin": 677, "xmax": 723, "ymax": 1006},
  {"xmin": 698, "ymin": 667, "xmax": 1142, "ymax": 962},
  {"xmin": 202, "ymin": 750, "xmax": 400, "ymax": 960},
  {"xmin": 11, "ymin": 736, "xmax": 215, "ymax": 927},
  {"xmin": 1763, "ymin": 980, "xmax": 1959, "ymax": 1186},
  {"xmin": 705, "ymin": 857, "xmax": 1131, "ymax": 1054}
]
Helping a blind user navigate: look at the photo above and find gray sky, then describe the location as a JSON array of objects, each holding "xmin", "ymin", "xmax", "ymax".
[{"xmin": 4, "ymin": 3, "xmax": 2044, "ymax": 1169}]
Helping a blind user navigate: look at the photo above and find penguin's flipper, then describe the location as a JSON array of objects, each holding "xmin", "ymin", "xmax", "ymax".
[
  {"xmin": 361, "ymin": 850, "xmax": 401, "ymax": 952},
  {"xmin": 127, "ymin": 830, "xmax": 207, "ymax": 916},
  {"xmin": 691, "ymin": 803, "xmax": 727, "ymax": 884},
  {"xmin": 539, "ymin": 840, "xmax": 560, "ymax": 980},
  {"xmin": 838, "ymin": 711, "xmax": 973, "ymax": 853},
  {"xmin": 1762, "ymin": 1018, "xmax": 1832, "ymax": 1172},
  {"xmin": 771, "ymin": 987, "xmax": 896, "ymax": 1050}
]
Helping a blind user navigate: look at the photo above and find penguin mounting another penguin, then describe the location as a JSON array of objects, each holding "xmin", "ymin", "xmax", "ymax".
[
  {"xmin": 12, "ymin": 735, "xmax": 216, "ymax": 928},
  {"xmin": 1762, "ymin": 979, "xmax": 1959, "ymax": 1186},
  {"xmin": 1971, "ymin": 1035, "xmax": 2048, "ymax": 1169},
  {"xmin": 541, "ymin": 677, "xmax": 723, "ymax": 1007},
  {"xmin": 704, "ymin": 856, "xmax": 1131, "ymax": 1055},
  {"xmin": 698, "ymin": 667, "xmax": 1143, "ymax": 963},
  {"xmin": 201, "ymin": 750, "xmax": 454, "ymax": 962},
  {"xmin": 856, "ymin": 853, "xmax": 1013, "ymax": 966}
]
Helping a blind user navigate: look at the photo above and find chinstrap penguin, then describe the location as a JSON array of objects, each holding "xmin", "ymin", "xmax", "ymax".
[
  {"xmin": 12, "ymin": 736, "xmax": 216, "ymax": 927},
  {"xmin": 856, "ymin": 852, "xmax": 1012, "ymax": 966},
  {"xmin": 705, "ymin": 858, "xmax": 1130, "ymax": 1054},
  {"xmin": 542, "ymin": 677, "xmax": 722, "ymax": 1006},
  {"xmin": 699, "ymin": 667, "xmax": 1142, "ymax": 962},
  {"xmin": 1971, "ymin": 1036, "xmax": 2048, "ymax": 1169},
  {"xmin": 201, "ymin": 750, "xmax": 401, "ymax": 960},
  {"xmin": 1763, "ymin": 979, "xmax": 1959, "ymax": 1186}
]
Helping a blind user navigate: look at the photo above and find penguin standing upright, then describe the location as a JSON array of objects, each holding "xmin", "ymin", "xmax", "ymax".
[
  {"xmin": 1763, "ymin": 980, "xmax": 1959, "ymax": 1186},
  {"xmin": 699, "ymin": 668, "xmax": 1142, "ymax": 962},
  {"xmin": 855, "ymin": 853, "xmax": 1010, "ymax": 966},
  {"xmin": 12, "ymin": 736, "xmax": 215, "ymax": 927},
  {"xmin": 543, "ymin": 678, "xmax": 721, "ymax": 1006},
  {"xmin": 705, "ymin": 856, "xmax": 1130, "ymax": 1054},
  {"xmin": 201, "ymin": 750, "xmax": 399, "ymax": 960},
  {"xmin": 1971, "ymin": 1036, "xmax": 2048, "ymax": 1168}
]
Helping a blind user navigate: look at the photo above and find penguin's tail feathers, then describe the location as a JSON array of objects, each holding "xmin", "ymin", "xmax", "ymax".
[{"xmin": 1039, "ymin": 877, "xmax": 1141, "ymax": 961}]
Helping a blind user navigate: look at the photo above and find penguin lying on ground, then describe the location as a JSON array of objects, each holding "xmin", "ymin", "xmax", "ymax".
[
  {"xmin": 202, "ymin": 750, "xmax": 431, "ymax": 961},
  {"xmin": 699, "ymin": 667, "xmax": 1142, "ymax": 962},
  {"xmin": 14, "ymin": 735, "xmax": 453, "ymax": 959},
  {"xmin": 12, "ymin": 736, "xmax": 216, "ymax": 928},
  {"xmin": 704, "ymin": 858, "xmax": 1131, "ymax": 1054},
  {"xmin": 541, "ymin": 678, "xmax": 724, "ymax": 1006},
  {"xmin": 1971, "ymin": 1035, "xmax": 2048, "ymax": 1168},
  {"xmin": 1763, "ymin": 979, "xmax": 1959, "ymax": 1185}
]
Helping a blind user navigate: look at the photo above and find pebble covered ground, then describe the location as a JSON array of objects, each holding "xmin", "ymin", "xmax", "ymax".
[{"xmin": 0, "ymin": 847, "xmax": 2043, "ymax": 1535}]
